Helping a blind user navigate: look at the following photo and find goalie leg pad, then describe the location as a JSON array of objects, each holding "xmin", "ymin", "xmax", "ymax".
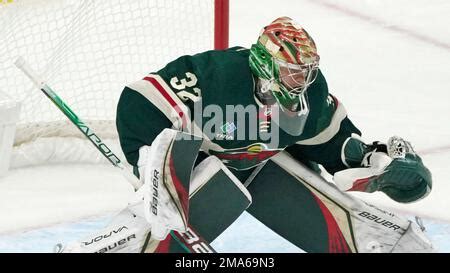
[
  {"xmin": 136, "ymin": 128, "xmax": 203, "ymax": 240},
  {"xmin": 61, "ymin": 155, "xmax": 251, "ymax": 253},
  {"xmin": 140, "ymin": 155, "xmax": 252, "ymax": 253},
  {"xmin": 188, "ymin": 156, "xmax": 252, "ymax": 241},
  {"xmin": 60, "ymin": 208, "xmax": 151, "ymax": 253},
  {"xmin": 246, "ymin": 152, "xmax": 434, "ymax": 253}
]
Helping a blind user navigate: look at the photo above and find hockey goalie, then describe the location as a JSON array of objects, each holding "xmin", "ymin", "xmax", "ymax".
[{"xmin": 60, "ymin": 17, "xmax": 433, "ymax": 253}]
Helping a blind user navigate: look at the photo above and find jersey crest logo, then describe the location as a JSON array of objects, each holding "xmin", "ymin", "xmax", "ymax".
[{"xmin": 209, "ymin": 143, "xmax": 282, "ymax": 170}]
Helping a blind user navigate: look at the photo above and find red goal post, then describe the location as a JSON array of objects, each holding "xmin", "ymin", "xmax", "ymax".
[{"xmin": 215, "ymin": 0, "xmax": 230, "ymax": 50}]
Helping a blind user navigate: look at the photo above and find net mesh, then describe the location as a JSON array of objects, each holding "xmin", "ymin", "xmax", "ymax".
[{"xmin": 0, "ymin": 0, "xmax": 215, "ymax": 145}]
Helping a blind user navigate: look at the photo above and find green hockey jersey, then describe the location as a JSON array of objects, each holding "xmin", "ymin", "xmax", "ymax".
[{"xmin": 116, "ymin": 47, "xmax": 361, "ymax": 175}]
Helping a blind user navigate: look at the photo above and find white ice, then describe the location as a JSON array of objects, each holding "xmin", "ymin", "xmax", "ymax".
[{"xmin": 0, "ymin": 0, "xmax": 449, "ymax": 252}]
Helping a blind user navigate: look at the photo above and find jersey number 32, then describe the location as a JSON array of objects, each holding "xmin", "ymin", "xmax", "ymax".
[{"xmin": 170, "ymin": 72, "xmax": 202, "ymax": 103}]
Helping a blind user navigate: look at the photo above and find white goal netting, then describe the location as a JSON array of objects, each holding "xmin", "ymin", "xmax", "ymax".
[{"xmin": 0, "ymin": 0, "xmax": 218, "ymax": 167}]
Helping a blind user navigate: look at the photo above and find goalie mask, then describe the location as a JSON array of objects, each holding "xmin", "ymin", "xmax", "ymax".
[{"xmin": 249, "ymin": 17, "xmax": 320, "ymax": 135}]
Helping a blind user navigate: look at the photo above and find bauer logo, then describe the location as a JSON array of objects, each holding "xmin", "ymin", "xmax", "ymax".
[
  {"xmin": 358, "ymin": 211, "xmax": 405, "ymax": 232},
  {"xmin": 95, "ymin": 234, "xmax": 137, "ymax": 253},
  {"xmin": 151, "ymin": 169, "xmax": 160, "ymax": 216}
]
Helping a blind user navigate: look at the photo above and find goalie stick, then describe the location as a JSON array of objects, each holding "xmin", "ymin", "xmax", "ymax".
[{"xmin": 14, "ymin": 57, "xmax": 216, "ymax": 253}]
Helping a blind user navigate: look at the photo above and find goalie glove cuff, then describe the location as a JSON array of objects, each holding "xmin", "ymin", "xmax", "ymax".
[
  {"xmin": 341, "ymin": 134, "xmax": 392, "ymax": 169},
  {"xmin": 341, "ymin": 134, "xmax": 372, "ymax": 168}
]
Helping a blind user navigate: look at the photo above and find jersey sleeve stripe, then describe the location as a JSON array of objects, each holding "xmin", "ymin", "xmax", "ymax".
[
  {"xmin": 143, "ymin": 75, "xmax": 189, "ymax": 130},
  {"xmin": 296, "ymin": 101, "xmax": 348, "ymax": 145},
  {"xmin": 127, "ymin": 75, "xmax": 222, "ymax": 154},
  {"xmin": 126, "ymin": 79, "xmax": 184, "ymax": 130}
]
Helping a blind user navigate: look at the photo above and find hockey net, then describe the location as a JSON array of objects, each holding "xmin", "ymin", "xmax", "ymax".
[{"xmin": 0, "ymin": 0, "xmax": 228, "ymax": 168}]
